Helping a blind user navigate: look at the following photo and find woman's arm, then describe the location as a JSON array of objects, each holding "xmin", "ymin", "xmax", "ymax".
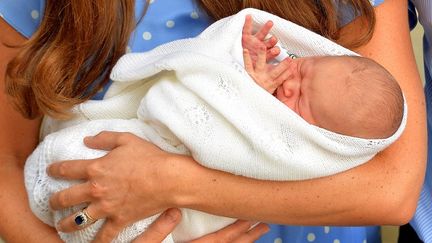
[
  {"xmin": 48, "ymin": 0, "xmax": 426, "ymax": 238},
  {"xmin": 0, "ymin": 18, "xmax": 62, "ymax": 242}
]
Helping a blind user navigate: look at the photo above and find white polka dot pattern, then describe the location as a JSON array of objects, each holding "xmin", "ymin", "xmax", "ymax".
[
  {"xmin": 307, "ymin": 233, "xmax": 316, "ymax": 242},
  {"xmin": 190, "ymin": 11, "xmax": 199, "ymax": 19},
  {"xmin": 31, "ymin": 10, "xmax": 39, "ymax": 19},
  {"xmin": 166, "ymin": 20, "xmax": 175, "ymax": 28},
  {"xmin": 142, "ymin": 31, "xmax": 152, "ymax": 40},
  {"xmin": 273, "ymin": 238, "xmax": 283, "ymax": 243}
]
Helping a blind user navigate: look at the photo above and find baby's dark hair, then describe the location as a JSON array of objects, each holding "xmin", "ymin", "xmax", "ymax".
[{"xmin": 342, "ymin": 56, "xmax": 404, "ymax": 139}]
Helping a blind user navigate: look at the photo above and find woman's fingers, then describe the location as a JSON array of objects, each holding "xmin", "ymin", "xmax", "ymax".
[
  {"xmin": 233, "ymin": 222, "xmax": 270, "ymax": 243},
  {"xmin": 92, "ymin": 209, "xmax": 181, "ymax": 243},
  {"xmin": 47, "ymin": 131, "xmax": 133, "ymax": 179},
  {"xmin": 56, "ymin": 204, "xmax": 102, "ymax": 233},
  {"xmin": 132, "ymin": 209, "xmax": 182, "ymax": 243},
  {"xmin": 49, "ymin": 182, "xmax": 93, "ymax": 210},
  {"xmin": 216, "ymin": 220, "xmax": 258, "ymax": 241},
  {"xmin": 92, "ymin": 218, "xmax": 126, "ymax": 243},
  {"xmin": 47, "ymin": 159, "xmax": 93, "ymax": 180},
  {"xmin": 189, "ymin": 220, "xmax": 264, "ymax": 243},
  {"xmin": 84, "ymin": 131, "xmax": 135, "ymax": 151}
]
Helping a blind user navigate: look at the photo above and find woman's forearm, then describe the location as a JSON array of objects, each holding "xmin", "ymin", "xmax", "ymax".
[{"xmin": 172, "ymin": 146, "xmax": 423, "ymax": 226}]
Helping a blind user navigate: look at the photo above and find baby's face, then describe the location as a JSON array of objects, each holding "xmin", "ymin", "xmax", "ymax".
[{"xmin": 275, "ymin": 56, "xmax": 353, "ymax": 133}]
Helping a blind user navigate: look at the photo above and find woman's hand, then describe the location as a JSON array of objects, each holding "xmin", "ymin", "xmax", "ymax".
[
  {"xmin": 47, "ymin": 131, "xmax": 185, "ymax": 239},
  {"xmin": 130, "ymin": 208, "xmax": 269, "ymax": 243},
  {"xmin": 189, "ymin": 221, "xmax": 269, "ymax": 243},
  {"xmin": 131, "ymin": 208, "xmax": 182, "ymax": 243},
  {"xmin": 133, "ymin": 212, "xmax": 269, "ymax": 243}
]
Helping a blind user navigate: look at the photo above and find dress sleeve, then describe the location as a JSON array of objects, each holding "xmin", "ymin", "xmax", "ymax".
[
  {"xmin": 0, "ymin": 0, "xmax": 45, "ymax": 38},
  {"xmin": 338, "ymin": 0, "xmax": 385, "ymax": 27},
  {"xmin": 371, "ymin": 0, "xmax": 385, "ymax": 6}
]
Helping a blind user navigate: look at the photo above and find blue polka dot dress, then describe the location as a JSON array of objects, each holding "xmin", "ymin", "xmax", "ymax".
[{"xmin": 0, "ymin": 1, "xmax": 386, "ymax": 242}]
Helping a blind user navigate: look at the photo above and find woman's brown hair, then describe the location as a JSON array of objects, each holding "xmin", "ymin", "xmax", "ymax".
[{"xmin": 5, "ymin": 0, "xmax": 375, "ymax": 119}]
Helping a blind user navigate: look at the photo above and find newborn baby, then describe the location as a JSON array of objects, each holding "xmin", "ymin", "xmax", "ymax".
[
  {"xmin": 246, "ymin": 54, "xmax": 403, "ymax": 139},
  {"xmin": 243, "ymin": 15, "xmax": 404, "ymax": 139}
]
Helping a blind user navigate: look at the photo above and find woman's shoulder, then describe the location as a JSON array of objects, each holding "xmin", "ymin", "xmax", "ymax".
[{"xmin": 0, "ymin": 0, "xmax": 44, "ymax": 38}]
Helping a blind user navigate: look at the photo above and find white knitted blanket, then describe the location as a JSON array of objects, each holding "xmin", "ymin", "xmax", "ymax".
[{"xmin": 24, "ymin": 8, "xmax": 407, "ymax": 243}]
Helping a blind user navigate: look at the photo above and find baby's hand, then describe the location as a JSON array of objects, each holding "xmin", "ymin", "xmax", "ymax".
[
  {"xmin": 242, "ymin": 15, "xmax": 280, "ymax": 64},
  {"xmin": 243, "ymin": 46, "xmax": 293, "ymax": 94}
]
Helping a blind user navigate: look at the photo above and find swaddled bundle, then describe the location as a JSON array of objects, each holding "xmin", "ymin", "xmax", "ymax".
[{"xmin": 25, "ymin": 8, "xmax": 407, "ymax": 243}]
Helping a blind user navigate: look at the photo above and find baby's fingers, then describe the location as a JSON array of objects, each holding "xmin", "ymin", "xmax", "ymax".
[
  {"xmin": 268, "ymin": 58, "xmax": 293, "ymax": 83},
  {"xmin": 255, "ymin": 20, "xmax": 274, "ymax": 41},
  {"xmin": 255, "ymin": 45, "xmax": 267, "ymax": 72},
  {"xmin": 264, "ymin": 35, "xmax": 278, "ymax": 49},
  {"xmin": 243, "ymin": 49, "xmax": 254, "ymax": 73},
  {"xmin": 266, "ymin": 46, "xmax": 280, "ymax": 61},
  {"xmin": 242, "ymin": 15, "xmax": 253, "ymax": 37}
]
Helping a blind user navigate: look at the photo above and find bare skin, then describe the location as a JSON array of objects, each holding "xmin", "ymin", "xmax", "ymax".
[
  {"xmin": 46, "ymin": 0, "xmax": 427, "ymax": 241},
  {"xmin": 0, "ymin": 17, "xmax": 60, "ymax": 243},
  {"xmin": 0, "ymin": 17, "xmax": 268, "ymax": 243}
]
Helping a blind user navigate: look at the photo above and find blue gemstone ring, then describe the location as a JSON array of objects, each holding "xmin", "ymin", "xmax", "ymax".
[{"xmin": 74, "ymin": 208, "xmax": 96, "ymax": 228}]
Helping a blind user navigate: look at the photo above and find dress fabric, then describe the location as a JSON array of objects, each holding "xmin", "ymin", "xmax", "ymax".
[{"xmin": 0, "ymin": 0, "xmax": 386, "ymax": 242}]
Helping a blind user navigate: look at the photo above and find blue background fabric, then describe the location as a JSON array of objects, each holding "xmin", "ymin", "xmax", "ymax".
[{"xmin": 0, "ymin": 0, "xmax": 386, "ymax": 242}]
